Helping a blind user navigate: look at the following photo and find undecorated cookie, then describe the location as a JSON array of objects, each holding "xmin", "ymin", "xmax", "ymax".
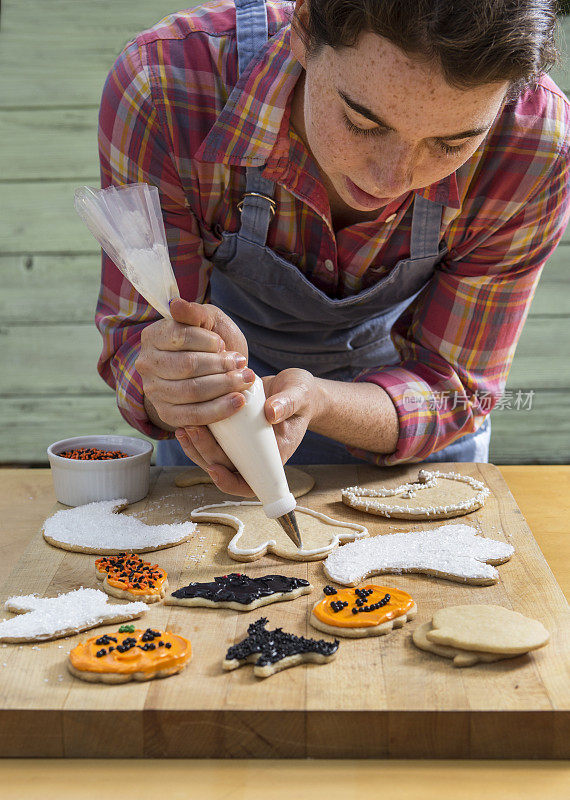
[
  {"xmin": 165, "ymin": 572, "xmax": 312, "ymax": 611},
  {"xmin": 43, "ymin": 498, "xmax": 196, "ymax": 554},
  {"xmin": 342, "ymin": 469, "xmax": 490, "ymax": 520},
  {"xmin": 223, "ymin": 617, "xmax": 339, "ymax": 678},
  {"xmin": 427, "ymin": 605, "xmax": 550, "ymax": 655},
  {"xmin": 310, "ymin": 584, "xmax": 417, "ymax": 638},
  {"xmin": 191, "ymin": 501, "xmax": 368, "ymax": 562},
  {"xmin": 323, "ymin": 523, "xmax": 514, "ymax": 586},
  {"xmin": 175, "ymin": 465, "xmax": 315, "ymax": 497},
  {"xmin": 412, "ymin": 621, "xmax": 520, "ymax": 666},
  {"xmin": 0, "ymin": 588, "xmax": 147, "ymax": 643},
  {"xmin": 68, "ymin": 627, "xmax": 191, "ymax": 683}
]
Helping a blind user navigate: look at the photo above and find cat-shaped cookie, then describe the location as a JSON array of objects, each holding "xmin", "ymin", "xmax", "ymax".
[{"xmin": 342, "ymin": 469, "xmax": 489, "ymax": 520}]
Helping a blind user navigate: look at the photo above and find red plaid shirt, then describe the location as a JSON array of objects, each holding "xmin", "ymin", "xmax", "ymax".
[{"xmin": 97, "ymin": 0, "xmax": 570, "ymax": 464}]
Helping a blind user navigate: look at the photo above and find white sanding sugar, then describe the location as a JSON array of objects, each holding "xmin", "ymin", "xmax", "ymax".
[
  {"xmin": 0, "ymin": 588, "xmax": 147, "ymax": 643},
  {"xmin": 323, "ymin": 524, "xmax": 514, "ymax": 586},
  {"xmin": 43, "ymin": 499, "xmax": 196, "ymax": 553}
]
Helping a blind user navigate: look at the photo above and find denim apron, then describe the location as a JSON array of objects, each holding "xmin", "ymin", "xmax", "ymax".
[{"xmin": 157, "ymin": 0, "xmax": 490, "ymax": 466}]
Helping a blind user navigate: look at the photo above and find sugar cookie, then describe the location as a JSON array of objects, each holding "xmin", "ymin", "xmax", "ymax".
[
  {"xmin": 0, "ymin": 588, "xmax": 147, "ymax": 643},
  {"xmin": 43, "ymin": 498, "xmax": 196, "ymax": 554},
  {"xmin": 190, "ymin": 501, "xmax": 368, "ymax": 562},
  {"xmin": 68, "ymin": 627, "xmax": 191, "ymax": 683},
  {"xmin": 427, "ymin": 605, "xmax": 550, "ymax": 655},
  {"xmin": 223, "ymin": 617, "xmax": 339, "ymax": 678},
  {"xmin": 412, "ymin": 621, "xmax": 519, "ymax": 667},
  {"xmin": 175, "ymin": 465, "xmax": 315, "ymax": 497},
  {"xmin": 95, "ymin": 553, "xmax": 168, "ymax": 603},
  {"xmin": 310, "ymin": 584, "xmax": 417, "ymax": 638},
  {"xmin": 323, "ymin": 523, "xmax": 514, "ymax": 586},
  {"xmin": 166, "ymin": 572, "xmax": 312, "ymax": 611},
  {"xmin": 342, "ymin": 469, "xmax": 489, "ymax": 520}
]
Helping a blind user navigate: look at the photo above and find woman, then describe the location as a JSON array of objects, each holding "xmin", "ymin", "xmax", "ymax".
[{"xmin": 97, "ymin": 0, "xmax": 569, "ymax": 496}]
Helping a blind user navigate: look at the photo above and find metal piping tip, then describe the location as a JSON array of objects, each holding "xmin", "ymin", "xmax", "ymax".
[{"xmin": 276, "ymin": 509, "xmax": 303, "ymax": 549}]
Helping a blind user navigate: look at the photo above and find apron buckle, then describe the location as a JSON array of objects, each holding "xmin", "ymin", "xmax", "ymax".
[{"xmin": 237, "ymin": 192, "xmax": 276, "ymax": 216}]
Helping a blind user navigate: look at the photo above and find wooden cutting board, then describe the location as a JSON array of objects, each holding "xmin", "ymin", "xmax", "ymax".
[{"xmin": 0, "ymin": 463, "xmax": 567, "ymax": 758}]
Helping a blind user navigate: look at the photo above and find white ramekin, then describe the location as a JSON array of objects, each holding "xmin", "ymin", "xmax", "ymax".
[{"xmin": 47, "ymin": 434, "xmax": 153, "ymax": 506}]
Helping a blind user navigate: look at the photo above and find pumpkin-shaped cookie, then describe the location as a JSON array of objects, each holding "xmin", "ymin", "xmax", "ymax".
[{"xmin": 310, "ymin": 584, "xmax": 417, "ymax": 638}]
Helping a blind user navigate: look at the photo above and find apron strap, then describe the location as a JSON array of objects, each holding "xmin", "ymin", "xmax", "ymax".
[
  {"xmin": 410, "ymin": 193, "xmax": 444, "ymax": 259},
  {"xmin": 238, "ymin": 167, "xmax": 277, "ymax": 245},
  {"xmin": 235, "ymin": 0, "xmax": 269, "ymax": 75},
  {"xmin": 234, "ymin": 0, "xmax": 277, "ymax": 245}
]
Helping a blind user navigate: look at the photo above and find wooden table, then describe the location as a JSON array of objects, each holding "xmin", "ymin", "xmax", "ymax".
[{"xmin": 0, "ymin": 467, "xmax": 568, "ymax": 798}]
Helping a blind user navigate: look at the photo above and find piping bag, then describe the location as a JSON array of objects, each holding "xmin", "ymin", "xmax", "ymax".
[{"xmin": 74, "ymin": 183, "xmax": 302, "ymax": 547}]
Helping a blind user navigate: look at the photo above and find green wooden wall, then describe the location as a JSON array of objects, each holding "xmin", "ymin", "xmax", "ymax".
[{"xmin": 0, "ymin": 1, "xmax": 568, "ymax": 464}]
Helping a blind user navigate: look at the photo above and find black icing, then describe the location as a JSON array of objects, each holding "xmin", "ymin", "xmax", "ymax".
[
  {"xmin": 141, "ymin": 628, "xmax": 161, "ymax": 641},
  {"xmin": 225, "ymin": 617, "xmax": 339, "ymax": 667},
  {"xmin": 171, "ymin": 573, "xmax": 310, "ymax": 605},
  {"xmin": 95, "ymin": 634, "xmax": 117, "ymax": 646}
]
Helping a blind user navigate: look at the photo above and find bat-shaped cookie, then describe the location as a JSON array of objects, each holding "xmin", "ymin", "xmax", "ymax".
[{"xmin": 223, "ymin": 617, "xmax": 339, "ymax": 677}]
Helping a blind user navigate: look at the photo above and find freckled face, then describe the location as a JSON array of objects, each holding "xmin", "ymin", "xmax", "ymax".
[{"xmin": 290, "ymin": 30, "xmax": 508, "ymax": 212}]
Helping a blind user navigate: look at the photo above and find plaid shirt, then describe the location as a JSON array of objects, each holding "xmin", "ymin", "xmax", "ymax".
[{"xmin": 97, "ymin": 0, "xmax": 570, "ymax": 464}]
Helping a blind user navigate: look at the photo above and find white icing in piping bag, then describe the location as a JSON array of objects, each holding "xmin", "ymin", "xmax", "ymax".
[
  {"xmin": 208, "ymin": 376, "xmax": 296, "ymax": 519},
  {"xmin": 75, "ymin": 183, "xmax": 301, "ymax": 546}
]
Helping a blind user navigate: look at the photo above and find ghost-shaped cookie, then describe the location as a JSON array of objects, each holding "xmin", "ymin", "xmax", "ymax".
[
  {"xmin": 323, "ymin": 523, "xmax": 514, "ymax": 586},
  {"xmin": 190, "ymin": 501, "xmax": 369, "ymax": 562},
  {"xmin": 341, "ymin": 469, "xmax": 490, "ymax": 520},
  {"xmin": 0, "ymin": 588, "xmax": 147, "ymax": 643}
]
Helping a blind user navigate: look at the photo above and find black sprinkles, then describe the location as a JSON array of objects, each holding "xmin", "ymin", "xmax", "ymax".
[
  {"xmin": 92, "ymin": 628, "xmax": 170, "ymax": 658},
  {"xmin": 224, "ymin": 617, "xmax": 339, "ymax": 673},
  {"xmin": 324, "ymin": 587, "xmax": 392, "ymax": 615}
]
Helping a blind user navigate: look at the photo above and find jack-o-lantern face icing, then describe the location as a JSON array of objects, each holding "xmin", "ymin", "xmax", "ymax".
[
  {"xmin": 68, "ymin": 628, "xmax": 191, "ymax": 682},
  {"xmin": 310, "ymin": 585, "xmax": 417, "ymax": 638},
  {"xmin": 95, "ymin": 553, "xmax": 168, "ymax": 602}
]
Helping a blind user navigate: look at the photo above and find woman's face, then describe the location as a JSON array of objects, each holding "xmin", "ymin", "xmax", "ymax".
[{"xmin": 290, "ymin": 16, "xmax": 508, "ymax": 212}]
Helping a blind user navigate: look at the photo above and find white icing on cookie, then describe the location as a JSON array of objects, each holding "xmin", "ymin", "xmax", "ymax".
[
  {"xmin": 342, "ymin": 469, "xmax": 490, "ymax": 519},
  {"xmin": 43, "ymin": 499, "xmax": 196, "ymax": 554},
  {"xmin": 0, "ymin": 588, "xmax": 147, "ymax": 642},
  {"xmin": 190, "ymin": 501, "xmax": 368, "ymax": 561},
  {"xmin": 323, "ymin": 523, "xmax": 514, "ymax": 586}
]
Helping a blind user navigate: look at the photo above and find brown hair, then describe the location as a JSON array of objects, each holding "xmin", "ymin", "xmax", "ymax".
[{"xmin": 291, "ymin": 0, "xmax": 560, "ymax": 99}]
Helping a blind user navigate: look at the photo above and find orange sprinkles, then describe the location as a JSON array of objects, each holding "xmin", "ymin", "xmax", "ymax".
[
  {"xmin": 95, "ymin": 553, "xmax": 167, "ymax": 596},
  {"xmin": 58, "ymin": 447, "xmax": 129, "ymax": 460}
]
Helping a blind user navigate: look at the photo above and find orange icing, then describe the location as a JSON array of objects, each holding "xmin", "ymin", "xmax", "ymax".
[
  {"xmin": 69, "ymin": 629, "xmax": 191, "ymax": 675},
  {"xmin": 95, "ymin": 554, "xmax": 167, "ymax": 596},
  {"xmin": 312, "ymin": 585, "xmax": 415, "ymax": 628}
]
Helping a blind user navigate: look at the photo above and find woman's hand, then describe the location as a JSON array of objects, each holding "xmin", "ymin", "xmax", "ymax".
[
  {"xmin": 261, "ymin": 368, "xmax": 320, "ymax": 462},
  {"xmin": 135, "ymin": 298, "xmax": 255, "ymax": 434},
  {"xmin": 178, "ymin": 368, "xmax": 321, "ymax": 496}
]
